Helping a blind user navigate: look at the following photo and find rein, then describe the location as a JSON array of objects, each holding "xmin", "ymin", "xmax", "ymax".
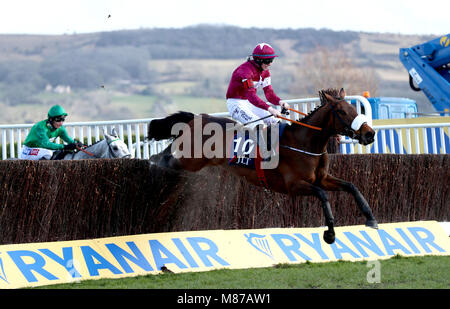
[
  {"xmin": 286, "ymin": 107, "xmax": 307, "ymax": 116},
  {"xmin": 276, "ymin": 106, "xmax": 330, "ymax": 156},
  {"xmin": 277, "ymin": 107, "xmax": 322, "ymax": 131},
  {"xmin": 75, "ymin": 138, "xmax": 118, "ymax": 159},
  {"xmin": 76, "ymin": 146, "xmax": 97, "ymax": 157},
  {"xmin": 277, "ymin": 115, "xmax": 322, "ymax": 131},
  {"xmin": 279, "ymin": 100, "xmax": 364, "ymax": 156}
]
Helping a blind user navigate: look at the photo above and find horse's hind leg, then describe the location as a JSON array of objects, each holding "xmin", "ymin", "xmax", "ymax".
[{"xmin": 320, "ymin": 175, "xmax": 378, "ymax": 229}]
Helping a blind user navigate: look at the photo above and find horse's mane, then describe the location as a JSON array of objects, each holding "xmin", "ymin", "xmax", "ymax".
[
  {"xmin": 84, "ymin": 137, "xmax": 109, "ymax": 149},
  {"xmin": 298, "ymin": 88, "xmax": 340, "ymax": 124}
]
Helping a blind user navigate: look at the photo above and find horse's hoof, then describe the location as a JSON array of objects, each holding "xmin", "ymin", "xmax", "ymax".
[
  {"xmin": 366, "ymin": 219, "xmax": 378, "ymax": 229},
  {"xmin": 323, "ymin": 230, "xmax": 335, "ymax": 244}
]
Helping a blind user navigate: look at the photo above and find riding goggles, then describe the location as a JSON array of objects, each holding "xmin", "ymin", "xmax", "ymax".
[
  {"xmin": 53, "ymin": 116, "xmax": 66, "ymax": 122},
  {"xmin": 261, "ymin": 58, "xmax": 274, "ymax": 64}
]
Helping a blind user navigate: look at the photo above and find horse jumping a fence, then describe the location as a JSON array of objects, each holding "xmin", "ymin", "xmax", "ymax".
[
  {"xmin": 10, "ymin": 130, "xmax": 130, "ymax": 161},
  {"xmin": 148, "ymin": 88, "xmax": 378, "ymax": 244},
  {"xmin": 56, "ymin": 129, "xmax": 131, "ymax": 160}
]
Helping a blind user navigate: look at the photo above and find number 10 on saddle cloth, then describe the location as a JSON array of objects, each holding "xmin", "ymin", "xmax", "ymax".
[{"xmin": 228, "ymin": 123, "xmax": 287, "ymax": 170}]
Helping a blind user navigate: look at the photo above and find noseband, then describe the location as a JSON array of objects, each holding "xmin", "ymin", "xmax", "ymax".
[
  {"xmin": 329, "ymin": 101, "xmax": 366, "ymax": 139},
  {"xmin": 79, "ymin": 138, "xmax": 130, "ymax": 159},
  {"xmin": 107, "ymin": 138, "xmax": 131, "ymax": 158}
]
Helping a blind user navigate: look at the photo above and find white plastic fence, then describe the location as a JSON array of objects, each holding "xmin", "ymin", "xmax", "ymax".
[
  {"xmin": 1, "ymin": 95, "xmax": 448, "ymax": 159},
  {"xmin": 340, "ymin": 122, "xmax": 450, "ymax": 154},
  {"xmin": 281, "ymin": 95, "xmax": 373, "ymax": 126},
  {"xmin": 0, "ymin": 119, "xmax": 153, "ymax": 160}
]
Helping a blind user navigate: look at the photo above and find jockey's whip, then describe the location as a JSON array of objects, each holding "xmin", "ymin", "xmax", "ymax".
[
  {"xmin": 226, "ymin": 114, "xmax": 273, "ymax": 132},
  {"xmin": 228, "ymin": 107, "xmax": 290, "ymax": 131},
  {"xmin": 243, "ymin": 114, "xmax": 274, "ymax": 126}
]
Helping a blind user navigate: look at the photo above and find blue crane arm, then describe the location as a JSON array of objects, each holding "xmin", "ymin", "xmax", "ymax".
[{"xmin": 399, "ymin": 34, "xmax": 450, "ymax": 113}]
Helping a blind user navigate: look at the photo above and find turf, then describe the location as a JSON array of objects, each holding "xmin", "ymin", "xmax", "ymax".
[{"xmin": 37, "ymin": 255, "xmax": 450, "ymax": 289}]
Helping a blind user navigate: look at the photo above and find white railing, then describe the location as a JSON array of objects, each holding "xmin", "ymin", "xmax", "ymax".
[
  {"xmin": 1, "ymin": 95, "xmax": 373, "ymax": 160},
  {"xmin": 281, "ymin": 95, "xmax": 373, "ymax": 126},
  {"xmin": 7, "ymin": 95, "xmax": 447, "ymax": 158},
  {"xmin": 340, "ymin": 122, "xmax": 450, "ymax": 154},
  {"xmin": 0, "ymin": 119, "xmax": 153, "ymax": 160}
]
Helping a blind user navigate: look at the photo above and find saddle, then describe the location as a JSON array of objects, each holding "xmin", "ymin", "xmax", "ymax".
[
  {"xmin": 50, "ymin": 150, "xmax": 71, "ymax": 160},
  {"xmin": 228, "ymin": 123, "xmax": 287, "ymax": 187}
]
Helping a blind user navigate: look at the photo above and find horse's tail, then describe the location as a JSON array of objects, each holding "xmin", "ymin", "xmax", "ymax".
[{"xmin": 148, "ymin": 111, "xmax": 195, "ymax": 140}]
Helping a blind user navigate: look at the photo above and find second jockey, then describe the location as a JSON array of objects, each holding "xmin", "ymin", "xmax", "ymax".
[{"xmin": 19, "ymin": 105, "xmax": 82, "ymax": 160}]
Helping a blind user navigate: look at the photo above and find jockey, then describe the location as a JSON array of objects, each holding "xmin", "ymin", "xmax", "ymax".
[
  {"xmin": 19, "ymin": 105, "xmax": 82, "ymax": 160},
  {"xmin": 226, "ymin": 42, "xmax": 289, "ymax": 157}
]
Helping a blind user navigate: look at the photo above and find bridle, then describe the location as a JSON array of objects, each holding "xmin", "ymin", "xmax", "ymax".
[
  {"xmin": 75, "ymin": 138, "xmax": 131, "ymax": 159},
  {"xmin": 105, "ymin": 138, "xmax": 132, "ymax": 158},
  {"xmin": 276, "ymin": 102, "xmax": 365, "ymax": 156},
  {"xmin": 328, "ymin": 99, "xmax": 361, "ymax": 140}
]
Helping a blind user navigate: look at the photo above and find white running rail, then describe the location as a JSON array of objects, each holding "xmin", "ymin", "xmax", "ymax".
[{"xmin": 3, "ymin": 95, "xmax": 448, "ymax": 159}]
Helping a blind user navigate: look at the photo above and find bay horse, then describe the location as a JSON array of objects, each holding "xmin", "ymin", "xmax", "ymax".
[{"xmin": 148, "ymin": 88, "xmax": 377, "ymax": 244}]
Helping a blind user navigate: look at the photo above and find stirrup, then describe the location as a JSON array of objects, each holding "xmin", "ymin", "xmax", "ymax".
[{"xmin": 261, "ymin": 149, "xmax": 277, "ymax": 161}]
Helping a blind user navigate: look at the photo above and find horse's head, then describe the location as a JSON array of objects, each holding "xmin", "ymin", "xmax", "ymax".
[
  {"xmin": 320, "ymin": 88, "xmax": 375, "ymax": 146},
  {"xmin": 104, "ymin": 128, "xmax": 132, "ymax": 158}
]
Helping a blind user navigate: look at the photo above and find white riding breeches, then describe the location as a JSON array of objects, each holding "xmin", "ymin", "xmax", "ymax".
[
  {"xmin": 227, "ymin": 98, "xmax": 279, "ymax": 129},
  {"xmin": 19, "ymin": 145, "xmax": 54, "ymax": 160}
]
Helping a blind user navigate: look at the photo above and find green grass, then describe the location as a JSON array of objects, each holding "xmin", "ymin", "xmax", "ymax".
[
  {"xmin": 166, "ymin": 95, "xmax": 226, "ymax": 114},
  {"xmin": 110, "ymin": 93, "xmax": 227, "ymax": 118},
  {"xmin": 37, "ymin": 255, "xmax": 450, "ymax": 289},
  {"xmin": 1, "ymin": 90, "xmax": 226, "ymax": 125},
  {"xmin": 110, "ymin": 94, "xmax": 157, "ymax": 117}
]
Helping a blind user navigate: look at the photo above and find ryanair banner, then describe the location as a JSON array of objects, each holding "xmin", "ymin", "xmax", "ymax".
[{"xmin": 0, "ymin": 221, "xmax": 449, "ymax": 289}]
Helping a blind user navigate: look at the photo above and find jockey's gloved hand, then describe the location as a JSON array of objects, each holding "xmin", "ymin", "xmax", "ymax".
[
  {"xmin": 268, "ymin": 106, "xmax": 282, "ymax": 118},
  {"xmin": 75, "ymin": 141, "xmax": 86, "ymax": 149},
  {"xmin": 280, "ymin": 101, "xmax": 290, "ymax": 110},
  {"xmin": 63, "ymin": 143, "xmax": 77, "ymax": 151}
]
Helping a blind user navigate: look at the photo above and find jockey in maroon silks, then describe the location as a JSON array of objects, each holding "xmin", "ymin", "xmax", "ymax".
[
  {"xmin": 226, "ymin": 42, "xmax": 289, "ymax": 129},
  {"xmin": 226, "ymin": 43, "xmax": 289, "ymax": 159}
]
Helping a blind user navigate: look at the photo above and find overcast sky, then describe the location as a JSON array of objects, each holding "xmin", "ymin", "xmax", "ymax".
[{"xmin": 0, "ymin": 0, "xmax": 448, "ymax": 36}]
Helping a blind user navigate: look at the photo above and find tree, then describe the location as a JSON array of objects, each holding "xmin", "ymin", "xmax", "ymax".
[{"xmin": 290, "ymin": 46, "xmax": 379, "ymax": 97}]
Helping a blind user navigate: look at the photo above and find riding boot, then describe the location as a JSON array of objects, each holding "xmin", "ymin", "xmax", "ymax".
[
  {"xmin": 52, "ymin": 150, "xmax": 70, "ymax": 160},
  {"xmin": 256, "ymin": 124, "xmax": 276, "ymax": 160}
]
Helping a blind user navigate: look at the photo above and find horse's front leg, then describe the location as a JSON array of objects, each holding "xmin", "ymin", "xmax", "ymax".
[
  {"xmin": 320, "ymin": 175, "xmax": 378, "ymax": 229},
  {"xmin": 288, "ymin": 180, "xmax": 336, "ymax": 244}
]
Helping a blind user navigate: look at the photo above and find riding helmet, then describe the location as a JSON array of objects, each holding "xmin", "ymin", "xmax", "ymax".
[
  {"xmin": 252, "ymin": 43, "xmax": 278, "ymax": 59},
  {"xmin": 48, "ymin": 105, "xmax": 68, "ymax": 119}
]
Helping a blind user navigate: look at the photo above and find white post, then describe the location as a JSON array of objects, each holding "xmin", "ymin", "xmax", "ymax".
[
  {"xmin": 9, "ymin": 129, "xmax": 15, "ymax": 158},
  {"xmin": 423, "ymin": 128, "xmax": 428, "ymax": 154},
  {"xmin": 2, "ymin": 130, "xmax": 7, "ymax": 160}
]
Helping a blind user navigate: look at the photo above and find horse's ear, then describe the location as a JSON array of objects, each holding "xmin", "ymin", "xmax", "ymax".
[
  {"xmin": 318, "ymin": 90, "xmax": 326, "ymax": 104},
  {"xmin": 103, "ymin": 128, "xmax": 111, "ymax": 139},
  {"xmin": 323, "ymin": 92, "xmax": 336, "ymax": 103},
  {"xmin": 111, "ymin": 127, "xmax": 118, "ymax": 137},
  {"xmin": 339, "ymin": 88, "xmax": 346, "ymax": 99}
]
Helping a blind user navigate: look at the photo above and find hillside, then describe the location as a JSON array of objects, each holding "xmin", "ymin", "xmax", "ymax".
[{"xmin": 0, "ymin": 26, "xmax": 436, "ymax": 124}]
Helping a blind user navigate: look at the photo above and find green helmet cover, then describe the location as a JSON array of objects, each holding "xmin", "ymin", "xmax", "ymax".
[{"xmin": 48, "ymin": 105, "xmax": 68, "ymax": 118}]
